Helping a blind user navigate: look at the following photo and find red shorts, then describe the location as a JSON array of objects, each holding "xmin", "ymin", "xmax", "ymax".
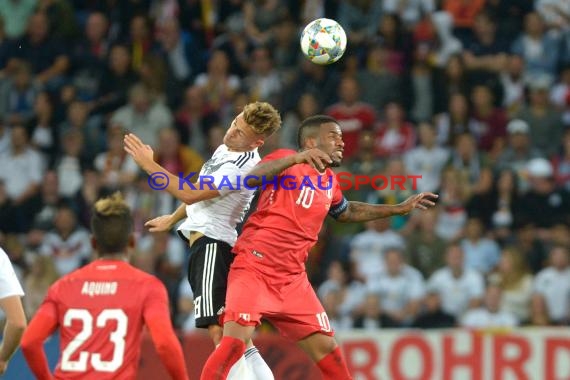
[{"xmin": 223, "ymin": 256, "xmax": 334, "ymax": 342}]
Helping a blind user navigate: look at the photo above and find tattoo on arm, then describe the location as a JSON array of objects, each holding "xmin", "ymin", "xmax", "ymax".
[{"xmin": 336, "ymin": 201, "xmax": 403, "ymax": 223}]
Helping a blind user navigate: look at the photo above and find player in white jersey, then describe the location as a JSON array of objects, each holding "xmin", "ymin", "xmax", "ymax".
[
  {"xmin": 124, "ymin": 101, "xmax": 282, "ymax": 379},
  {"xmin": 0, "ymin": 247, "xmax": 27, "ymax": 375}
]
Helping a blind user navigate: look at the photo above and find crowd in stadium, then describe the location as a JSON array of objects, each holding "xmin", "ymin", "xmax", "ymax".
[{"xmin": 1, "ymin": 0, "xmax": 570, "ymax": 335}]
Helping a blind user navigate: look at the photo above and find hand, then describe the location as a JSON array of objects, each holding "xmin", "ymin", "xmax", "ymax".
[
  {"xmin": 0, "ymin": 359, "xmax": 8, "ymax": 375},
  {"xmin": 145, "ymin": 215, "xmax": 174, "ymax": 232},
  {"xmin": 124, "ymin": 133, "xmax": 155, "ymax": 171},
  {"xmin": 398, "ymin": 192, "xmax": 439, "ymax": 215},
  {"xmin": 295, "ymin": 148, "xmax": 333, "ymax": 172}
]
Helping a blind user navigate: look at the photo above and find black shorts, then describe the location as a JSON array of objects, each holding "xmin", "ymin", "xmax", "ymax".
[{"xmin": 184, "ymin": 234, "xmax": 234, "ymax": 328}]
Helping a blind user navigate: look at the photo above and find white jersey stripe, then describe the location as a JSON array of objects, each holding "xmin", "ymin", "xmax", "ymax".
[{"xmin": 207, "ymin": 244, "xmax": 217, "ymax": 316}]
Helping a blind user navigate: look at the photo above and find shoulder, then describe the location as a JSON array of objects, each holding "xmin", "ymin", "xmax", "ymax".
[
  {"xmin": 261, "ymin": 148, "xmax": 297, "ymax": 161},
  {"xmin": 233, "ymin": 150, "xmax": 258, "ymax": 169}
]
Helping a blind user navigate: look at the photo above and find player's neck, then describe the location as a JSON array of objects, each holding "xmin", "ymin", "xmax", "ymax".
[{"xmin": 97, "ymin": 253, "xmax": 128, "ymax": 262}]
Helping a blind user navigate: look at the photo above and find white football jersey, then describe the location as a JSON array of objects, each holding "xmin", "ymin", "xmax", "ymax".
[
  {"xmin": 178, "ymin": 144, "xmax": 260, "ymax": 246},
  {"xmin": 0, "ymin": 247, "xmax": 24, "ymax": 299}
]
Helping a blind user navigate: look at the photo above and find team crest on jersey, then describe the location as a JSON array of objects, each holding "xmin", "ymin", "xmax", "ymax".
[
  {"xmin": 251, "ymin": 250, "xmax": 264, "ymax": 258},
  {"xmin": 239, "ymin": 313, "xmax": 251, "ymax": 322},
  {"xmin": 202, "ymin": 158, "xmax": 234, "ymax": 175}
]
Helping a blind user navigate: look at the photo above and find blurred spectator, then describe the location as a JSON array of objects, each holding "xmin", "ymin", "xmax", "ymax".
[
  {"xmin": 23, "ymin": 255, "xmax": 58, "ymax": 318},
  {"xmin": 0, "ymin": 125, "xmax": 45, "ymax": 233},
  {"xmin": 154, "ymin": 126, "xmax": 204, "ymax": 177},
  {"xmin": 174, "ymin": 85, "xmax": 218, "ymax": 158},
  {"xmin": 434, "ymin": 92, "xmax": 478, "ymax": 147},
  {"xmin": 6, "ymin": 12, "xmax": 70, "ymax": 89},
  {"xmin": 495, "ymin": 120, "xmax": 544, "ymax": 190},
  {"xmin": 467, "ymin": 169, "xmax": 522, "ymax": 231},
  {"xmin": 367, "ymin": 248, "xmax": 425, "ymax": 327},
  {"xmin": 427, "ymin": 244, "xmax": 485, "ymax": 319},
  {"xmin": 281, "ymin": 92, "xmax": 320, "ymax": 150},
  {"xmin": 407, "ymin": 42, "xmax": 434, "ymax": 123},
  {"xmin": 404, "ymin": 122, "xmax": 449, "ymax": 192},
  {"xmin": 211, "ymin": 13, "xmax": 254, "ymax": 78},
  {"xmin": 500, "ymin": 54, "xmax": 527, "ymax": 117},
  {"xmin": 488, "ymin": 247, "xmax": 534, "ymax": 324},
  {"xmin": 58, "ymin": 101, "xmax": 104, "ymax": 160},
  {"xmin": 552, "ymin": 129, "xmax": 570, "ymax": 191},
  {"xmin": 433, "ymin": 173, "xmax": 468, "ymax": 241},
  {"xmin": 0, "ymin": 119, "xmax": 9, "ymax": 156},
  {"xmin": 110, "ymin": 83, "xmax": 174, "ymax": 148},
  {"xmin": 337, "ymin": 0, "xmax": 383, "ymax": 47},
  {"xmin": 1, "ymin": 61, "xmax": 40, "ymax": 126},
  {"xmin": 447, "ymin": 133, "xmax": 493, "ymax": 195},
  {"xmin": 126, "ymin": 15, "xmax": 157, "ymax": 71},
  {"xmin": 51, "ymin": 129, "xmax": 87, "ymax": 199},
  {"xmin": 429, "ymin": 11, "xmax": 463, "ymax": 69},
  {"xmin": 470, "ymin": 84, "xmax": 508, "ymax": 155},
  {"xmin": 443, "ymin": 0, "xmax": 485, "ymax": 41},
  {"xmin": 460, "ymin": 217, "xmax": 501, "ymax": 275},
  {"xmin": 531, "ymin": 245, "xmax": 570, "ymax": 325},
  {"xmin": 433, "ymin": 55, "xmax": 471, "ymax": 116},
  {"xmin": 243, "ymin": 46, "xmax": 282, "ymax": 106},
  {"xmin": 412, "ymin": 291, "xmax": 456, "ymax": 329},
  {"xmin": 27, "ymin": 91, "xmax": 56, "ymax": 158},
  {"xmin": 29, "ymin": 170, "xmax": 60, "ymax": 231},
  {"xmin": 460, "ymin": 284, "xmax": 519, "ymax": 328},
  {"xmin": 39, "ymin": 204, "xmax": 91, "ymax": 276},
  {"xmin": 349, "ymin": 218, "xmax": 405, "ymax": 284},
  {"xmin": 374, "ymin": 102, "xmax": 415, "ymax": 158},
  {"xmin": 242, "ymin": 0, "xmax": 288, "ymax": 46},
  {"xmin": 352, "ymin": 293, "xmax": 388, "ymax": 330},
  {"xmin": 382, "ymin": 0, "xmax": 434, "ymax": 31},
  {"xmin": 0, "ymin": 0, "xmax": 37, "ymax": 39},
  {"xmin": 515, "ymin": 75, "xmax": 563, "ymax": 157},
  {"xmin": 372, "ymin": 14, "xmax": 413, "ymax": 76},
  {"xmin": 88, "ymin": 43, "xmax": 139, "ymax": 116},
  {"xmin": 550, "ymin": 64, "xmax": 570, "ymax": 126},
  {"xmin": 317, "ymin": 260, "xmax": 367, "ymax": 326},
  {"xmin": 403, "ymin": 209, "xmax": 446, "ymax": 279},
  {"xmin": 511, "ymin": 12, "xmax": 560, "ymax": 81},
  {"xmin": 356, "ymin": 44, "xmax": 402, "ymax": 114},
  {"xmin": 70, "ymin": 11, "xmax": 110, "ymax": 102},
  {"xmin": 194, "ymin": 49, "xmax": 240, "ymax": 121},
  {"xmin": 177, "ymin": 278, "xmax": 196, "ymax": 332},
  {"xmin": 519, "ymin": 158, "xmax": 570, "ymax": 231},
  {"xmin": 321, "ymin": 287, "xmax": 353, "ymax": 332},
  {"xmin": 325, "ymin": 76, "xmax": 376, "ymax": 159},
  {"xmin": 94, "ymin": 127, "xmax": 139, "ymax": 193}
]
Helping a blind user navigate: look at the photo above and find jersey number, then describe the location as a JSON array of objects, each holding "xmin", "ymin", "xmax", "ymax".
[
  {"xmin": 296, "ymin": 187, "xmax": 315, "ymax": 208},
  {"xmin": 61, "ymin": 308, "xmax": 128, "ymax": 372},
  {"xmin": 316, "ymin": 312, "xmax": 331, "ymax": 332}
]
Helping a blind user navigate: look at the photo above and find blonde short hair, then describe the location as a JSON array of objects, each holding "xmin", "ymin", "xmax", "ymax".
[{"xmin": 242, "ymin": 102, "xmax": 281, "ymax": 137}]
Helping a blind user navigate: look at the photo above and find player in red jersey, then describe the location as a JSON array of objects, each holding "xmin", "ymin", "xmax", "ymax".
[
  {"xmin": 200, "ymin": 115, "xmax": 438, "ymax": 379},
  {"xmin": 20, "ymin": 193, "xmax": 189, "ymax": 380}
]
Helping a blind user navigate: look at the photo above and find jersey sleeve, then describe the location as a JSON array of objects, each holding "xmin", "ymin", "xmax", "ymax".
[
  {"xmin": 142, "ymin": 278, "xmax": 189, "ymax": 380},
  {"xmin": 328, "ymin": 177, "xmax": 348, "ymax": 219},
  {"xmin": 208, "ymin": 162, "xmax": 248, "ymax": 196},
  {"xmin": 0, "ymin": 249, "xmax": 24, "ymax": 299},
  {"xmin": 20, "ymin": 284, "xmax": 60, "ymax": 380}
]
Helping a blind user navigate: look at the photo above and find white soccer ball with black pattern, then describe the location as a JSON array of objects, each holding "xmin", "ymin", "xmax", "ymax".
[{"xmin": 300, "ymin": 18, "xmax": 347, "ymax": 65}]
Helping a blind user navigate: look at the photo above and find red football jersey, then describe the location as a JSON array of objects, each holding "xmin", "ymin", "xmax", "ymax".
[
  {"xmin": 234, "ymin": 149, "xmax": 347, "ymax": 276},
  {"xmin": 39, "ymin": 260, "xmax": 171, "ymax": 379}
]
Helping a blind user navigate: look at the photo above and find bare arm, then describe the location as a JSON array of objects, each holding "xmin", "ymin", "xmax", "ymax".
[
  {"xmin": 145, "ymin": 203, "xmax": 188, "ymax": 233},
  {"xmin": 335, "ymin": 193, "xmax": 438, "ymax": 223},
  {"xmin": 124, "ymin": 133, "xmax": 220, "ymax": 205},
  {"xmin": 245, "ymin": 148, "xmax": 333, "ymax": 187},
  {"xmin": 0, "ymin": 296, "xmax": 27, "ymax": 373}
]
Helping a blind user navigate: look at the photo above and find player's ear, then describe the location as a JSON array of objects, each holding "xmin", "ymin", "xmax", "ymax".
[{"xmin": 305, "ymin": 137, "xmax": 317, "ymax": 149}]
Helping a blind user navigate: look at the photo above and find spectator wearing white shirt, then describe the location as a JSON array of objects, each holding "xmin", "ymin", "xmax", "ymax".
[
  {"xmin": 0, "ymin": 125, "xmax": 45, "ymax": 233},
  {"xmin": 368, "ymin": 248, "xmax": 425, "ymax": 327},
  {"xmin": 427, "ymin": 244, "xmax": 485, "ymax": 319},
  {"xmin": 461, "ymin": 284, "xmax": 519, "ymax": 328},
  {"xmin": 460, "ymin": 217, "xmax": 502, "ymax": 275},
  {"xmin": 349, "ymin": 218, "xmax": 405, "ymax": 283},
  {"xmin": 0, "ymin": 247, "xmax": 26, "ymax": 375},
  {"xmin": 39, "ymin": 204, "xmax": 92, "ymax": 276},
  {"xmin": 404, "ymin": 122, "xmax": 450, "ymax": 193},
  {"xmin": 531, "ymin": 245, "xmax": 570, "ymax": 325}
]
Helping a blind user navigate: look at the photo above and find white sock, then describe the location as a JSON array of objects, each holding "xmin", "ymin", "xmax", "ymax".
[{"xmin": 245, "ymin": 346, "xmax": 274, "ymax": 380}]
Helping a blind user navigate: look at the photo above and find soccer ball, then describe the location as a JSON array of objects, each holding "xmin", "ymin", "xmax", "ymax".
[{"xmin": 300, "ymin": 18, "xmax": 347, "ymax": 65}]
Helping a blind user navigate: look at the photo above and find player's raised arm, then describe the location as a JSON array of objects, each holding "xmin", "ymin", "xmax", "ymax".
[
  {"xmin": 145, "ymin": 203, "xmax": 188, "ymax": 232},
  {"xmin": 334, "ymin": 193, "xmax": 439, "ymax": 223},
  {"xmin": 245, "ymin": 148, "xmax": 333, "ymax": 188},
  {"xmin": 142, "ymin": 278, "xmax": 188, "ymax": 380},
  {"xmin": 124, "ymin": 133, "xmax": 220, "ymax": 205}
]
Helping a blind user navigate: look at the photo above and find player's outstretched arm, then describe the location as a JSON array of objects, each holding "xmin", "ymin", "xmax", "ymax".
[
  {"xmin": 124, "ymin": 133, "xmax": 219, "ymax": 205},
  {"xmin": 145, "ymin": 203, "xmax": 187, "ymax": 232},
  {"xmin": 143, "ymin": 279, "xmax": 189, "ymax": 380},
  {"xmin": 0, "ymin": 295, "xmax": 26, "ymax": 375},
  {"xmin": 336, "ymin": 192, "xmax": 439, "ymax": 223},
  {"xmin": 20, "ymin": 304, "xmax": 58, "ymax": 380},
  {"xmin": 245, "ymin": 148, "xmax": 333, "ymax": 187}
]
